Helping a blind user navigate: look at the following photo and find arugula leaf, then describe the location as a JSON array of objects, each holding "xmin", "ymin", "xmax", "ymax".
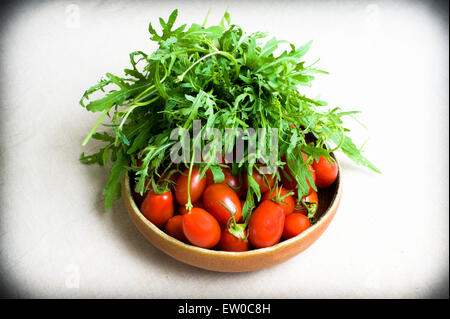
[
  {"xmin": 102, "ymin": 149, "xmax": 129, "ymax": 210},
  {"xmin": 79, "ymin": 9, "xmax": 379, "ymax": 211}
]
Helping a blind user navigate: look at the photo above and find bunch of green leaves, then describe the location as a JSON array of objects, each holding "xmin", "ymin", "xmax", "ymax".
[{"xmin": 79, "ymin": 9, "xmax": 379, "ymax": 214}]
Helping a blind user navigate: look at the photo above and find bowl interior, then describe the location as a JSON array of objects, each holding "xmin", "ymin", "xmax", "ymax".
[{"xmin": 126, "ymin": 156, "xmax": 340, "ymax": 252}]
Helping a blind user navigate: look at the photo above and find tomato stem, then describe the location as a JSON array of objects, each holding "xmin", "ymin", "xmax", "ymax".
[
  {"xmin": 301, "ymin": 198, "xmax": 317, "ymax": 223},
  {"xmin": 219, "ymin": 201, "xmax": 248, "ymax": 242},
  {"xmin": 185, "ymin": 150, "xmax": 195, "ymax": 212},
  {"xmin": 268, "ymin": 185, "xmax": 294, "ymax": 206}
]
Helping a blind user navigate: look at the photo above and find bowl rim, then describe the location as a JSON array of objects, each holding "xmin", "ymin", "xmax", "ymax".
[{"xmin": 124, "ymin": 154, "xmax": 342, "ymax": 256}]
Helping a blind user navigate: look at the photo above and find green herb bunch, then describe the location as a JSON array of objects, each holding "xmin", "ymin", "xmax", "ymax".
[{"xmin": 80, "ymin": 9, "xmax": 379, "ymax": 216}]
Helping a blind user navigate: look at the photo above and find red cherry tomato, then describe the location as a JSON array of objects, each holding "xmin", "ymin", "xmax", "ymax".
[
  {"xmin": 140, "ymin": 190, "xmax": 174, "ymax": 228},
  {"xmin": 248, "ymin": 200, "xmax": 285, "ymax": 248},
  {"xmin": 174, "ymin": 167, "xmax": 206, "ymax": 206},
  {"xmin": 313, "ymin": 155, "xmax": 338, "ymax": 188},
  {"xmin": 202, "ymin": 184, "xmax": 242, "ymax": 224},
  {"xmin": 218, "ymin": 228, "xmax": 250, "ymax": 252},
  {"xmin": 182, "ymin": 208, "xmax": 221, "ymax": 248},
  {"xmin": 261, "ymin": 186, "xmax": 295, "ymax": 216},
  {"xmin": 293, "ymin": 190, "xmax": 319, "ymax": 215},
  {"xmin": 280, "ymin": 153, "xmax": 316, "ymax": 195},
  {"xmin": 244, "ymin": 171, "xmax": 276, "ymax": 194},
  {"xmin": 165, "ymin": 215, "xmax": 187, "ymax": 242},
  {"xmin": 283, "ymin": 213, "xmax": 311, "ymax": 239}
]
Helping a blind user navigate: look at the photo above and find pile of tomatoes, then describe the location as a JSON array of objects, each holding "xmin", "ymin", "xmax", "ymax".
[{"xmin": 131, "ymin": 154, "xmax": 338, "ymax": 252}]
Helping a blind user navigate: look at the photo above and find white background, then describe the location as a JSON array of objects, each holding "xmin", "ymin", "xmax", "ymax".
[{"xmin": 0, "ymin": 0, "xmax": 448, "ymax": 298}]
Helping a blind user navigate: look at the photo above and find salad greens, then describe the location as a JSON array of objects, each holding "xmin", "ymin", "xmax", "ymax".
[{"xmin": 80, "ymin": 9, "xmax": 379, "ymax": 213}]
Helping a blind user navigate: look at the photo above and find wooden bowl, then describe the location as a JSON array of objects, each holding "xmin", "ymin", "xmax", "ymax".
[{"xmin": 122, "ymin": 156, "xmax": 342, "ymax": 272}]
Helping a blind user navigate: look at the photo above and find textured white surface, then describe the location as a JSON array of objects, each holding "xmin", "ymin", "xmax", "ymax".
[{"xmin": 0, "ymin": 0, "xmax": 448, "ymax": 298}]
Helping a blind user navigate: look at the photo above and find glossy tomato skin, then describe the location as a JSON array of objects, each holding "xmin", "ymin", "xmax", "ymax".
[
  {"xmin": 313, "ymin": 155, "xmax": 338, "ymax": 188},
  {"xmin": 205, "ymin": 167, "xmax": 245, "ymax": 198},
  {"xmin": 202, "ymin": 184, "xmax": 242, "ymax": 224},
  {"xmin": 175, "ymin": 167, "xmax": 206, "ymax": 206},
  {"xmin": 280, "ymin": 153, "xmax": 316, "ymax": 195},
  {"xmin": 248, "ymin": 200, "xmax": 285, "ymax": 248},
  {"xmin": 282, "ymin": 213, "xmax": 311, "ymax": 239},
  {"xmin": 224, "ymin": 171, "xmax": 246, "ymax": 198},
  {"xmin": 140, "ymin": 190, "xmax": 174, "ymax": 228},
  {"xmin": 165, "ymin": 215, "xmax": 187, "ymax": 242},
  {"xmin": 293, "ymin": 189, "xmax": 319, "ymax": 215},
  {"xmin": 218, "ymin": 228, "xmax": 250, "ymax": 252},
  {"xmin": 244, "ymin": 171, "xmax": 276, "ymax": 194},
  {"xmin": 182, "ymin": 208, "xmax": 221, "ymax": 248},
  {"xmin": 261, "ymin": 186, "xmax": 295, "ymax": 216}
]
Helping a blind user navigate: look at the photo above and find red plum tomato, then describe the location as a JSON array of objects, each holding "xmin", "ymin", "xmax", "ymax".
[
  {"xmin": 261, "ymin": 186, "xmax": 295, "ymax": 216},
  {"xmin": 248, "ymin": 200, "xmax": 285, "ymax": 248},
  {"xmin": 283, "ymin": 213, "xmax": 311, "ymax": 239},
  {"xmin": 313, "ymin": 155, "xmax": 338, "ymax": 188},
  {"xmin": 182, "ymin": 208, "xmax": 221, "ymax": 248},
  {"xmin": 218, "ymin": 228, "xmax": 250, "ymax": 252},
  {"xmin": 165, "ymin": 215, "xmax": 187, "ymax": 242},
  {"xmin": 202, "ymin": 184, "xmax": 242, "ymax": 224},
  {"xmin": 140, "ymin": 190, "xmax": 174, "ymax": 228},
  {"xmin": 174, "ymin": 168, "xmax": 206, "ymax": 206}
]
